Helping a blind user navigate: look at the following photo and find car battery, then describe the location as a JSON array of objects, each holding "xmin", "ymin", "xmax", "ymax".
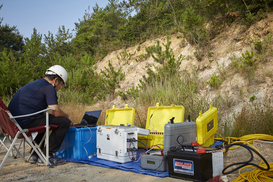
[
  {"xmin": 163, "ymin": 120, "xmax": 196, "ymax": 155},
  {"xmin": 96, "ymin": 125, "xmax": 138, "ymax": 163},
  {"xmin": 141, "ymin": 152, "xmax": 167, "ymax": 172},
  {"xmin": 167, "ymin": 147, "xmax": 223, "ymax": 182}
]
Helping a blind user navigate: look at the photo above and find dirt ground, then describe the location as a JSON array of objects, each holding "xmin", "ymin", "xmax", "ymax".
[{"xmin": 0, "ymin": 139, "xmax": 272, "ymax": 182}]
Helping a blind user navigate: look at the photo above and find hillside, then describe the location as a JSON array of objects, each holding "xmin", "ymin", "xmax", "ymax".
[{"xmin": 91, "ymin": 12, "xmax": 273, "ymax": 131}]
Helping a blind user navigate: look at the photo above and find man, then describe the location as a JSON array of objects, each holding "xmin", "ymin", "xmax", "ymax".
[{"xmin": 8, "ymin": 65, "xmax": 73, "ymax": 165}]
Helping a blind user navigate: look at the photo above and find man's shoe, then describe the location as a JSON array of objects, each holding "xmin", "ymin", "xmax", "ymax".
[
  {"xmin": 37, "ymin": 153, "xmax": 66, "ymax": 166},
  {"xmin": 29, "ymin": 153, "xmax": 38, "ymax": 164}
]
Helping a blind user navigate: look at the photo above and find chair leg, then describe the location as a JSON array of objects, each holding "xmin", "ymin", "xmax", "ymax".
[
  {"xmin": 0, "ymin": 135, "xmax": 13, "ymax": 157},
  {"xmin": 0, "ymin": 136, "xmax": 8, "ymax": 150},
  {"xmin": 27, "ymin": 134, "xmax": 46, "ymax": 162},
  {"xmin": 13, "ymin": 139, "xmax": 24, "ymax": 159},
  {"xmin": 0, "ymin": 132, "xmax": 22, "ymax": 171},
  {"xmin": 22, "ymin": 133, "xmax": 52, "ymax": 167},
  {"xmin": 5, "ymin": 136, "xmax": 25, "ymax": 163}
]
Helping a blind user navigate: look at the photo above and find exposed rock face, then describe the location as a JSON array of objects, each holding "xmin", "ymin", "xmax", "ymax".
[{"xmin": 93, "ymin": 13, "xmax": 273, "ymax": 128}]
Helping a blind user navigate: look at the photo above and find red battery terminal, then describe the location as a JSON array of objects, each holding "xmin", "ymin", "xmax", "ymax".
[
  {"xmin": 191, "ymin": 142, "xmax": 199, "ymax": 146},
  {"xmin": 196, "ymin": 148, "xmax": 206, "ymax": 153}
]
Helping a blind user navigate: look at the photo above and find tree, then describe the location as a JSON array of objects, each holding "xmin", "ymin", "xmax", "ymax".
[
  {"xmin": 44, "ymin": 25, "xmax": 73, "ymax": 59},
  {"xmin": 73, "ymin": 0, "xmax": 127, "ymax": 59},
  {"xmin": 22, "ymin": 28, "xmax": 49, "ymax": 80},
  {"xmin": 0, "ymin": 5, "xmax": 24, "ymax": 52}
]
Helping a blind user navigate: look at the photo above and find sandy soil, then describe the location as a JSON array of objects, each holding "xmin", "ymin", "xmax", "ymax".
[{"xmin": 0, "ymin": 139, "xmax": 272, "ymax": 182}]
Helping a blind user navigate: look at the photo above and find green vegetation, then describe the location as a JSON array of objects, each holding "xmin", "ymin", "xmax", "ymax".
[
  {"xmin": 1, "ymin": 1, "xmax": 273, "ymax": 135},
  {"xmin": 231, "ymin": 96, "xmax": 273, "ymax": 136},
  {"xmin": 207, "ymin": 74, "xmax": 222, "ymax": 88},
  {"xmin": 232, "ymin": 50, "xmax": 258, "ymax": 82}
]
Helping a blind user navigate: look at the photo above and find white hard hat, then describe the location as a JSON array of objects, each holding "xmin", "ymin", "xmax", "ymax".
[{"xmin": 45, "ymin": 65, "xmax": 67, "ymax": 86}]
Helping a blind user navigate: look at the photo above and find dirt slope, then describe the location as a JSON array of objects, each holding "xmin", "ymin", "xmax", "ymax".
[{"xmin": 93, "ymin": 12, "xmax": 273, "ymax": 126}]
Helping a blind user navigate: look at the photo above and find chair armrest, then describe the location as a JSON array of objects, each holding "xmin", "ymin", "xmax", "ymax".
[{"xmin": 10, "ymin": 108, "xmax": 55, "ymax": 119}]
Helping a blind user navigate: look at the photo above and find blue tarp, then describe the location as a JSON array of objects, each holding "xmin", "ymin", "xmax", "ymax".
[
  {"xmin": 65, "ymin": 154, "xmax": 169, "ymax": 177},
  {"xmin": 64, "ymin": 142, "xmax": 223, "ymax": 178}
]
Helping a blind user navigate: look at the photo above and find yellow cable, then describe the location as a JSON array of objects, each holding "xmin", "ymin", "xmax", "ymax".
[
  {"xmin": 221, "ymin": 134, "xmax": 273, "ymax": 182},
  {"xmin": 232, "ymin": 163, "xmax": 273, "ymax": 182},
  {"xmin": 239, "ymin": 134, "xmax": 273, "ymax": 142}
]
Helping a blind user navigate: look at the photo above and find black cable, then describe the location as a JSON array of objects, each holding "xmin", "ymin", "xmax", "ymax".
[
  {"xmin": 136, "ymin": 139, "xmax": 148, "ymax": 150},
  {"xmin": 127, "ymin": 139, "xmax": 148, "ymax": 162},
  {"xmin": 176, "ymin": 135, "xmax": 185, "ymax": 146},
  {"xmin": 153, "ymin": 155, "xmax": 166, "ymax": 171},
  {"xmin": 128, "ymin": 139, "xmax": 138, "ymax": 161},
  {"xmin": 171, "ymin": 135, "xmax": 185, "ymax": 152},
  {"xmin": 222, "ymin": 143, "xmax": 270, "ymax": 175}
]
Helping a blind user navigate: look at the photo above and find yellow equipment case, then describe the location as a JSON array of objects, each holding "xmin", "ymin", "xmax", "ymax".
[
  {"xmin": 196, "ymin": 104, "xmax": 218, "ymax": 147},
  {"xmin": 138, "ymin": 103, "xmax": 185, "ymax": 149},
  {"xmin": 104, "ymin": 104, "xmax": 135, "ymax": 126}
]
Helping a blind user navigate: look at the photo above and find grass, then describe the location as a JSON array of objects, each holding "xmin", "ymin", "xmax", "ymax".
[
  {"xmin": 130, "ymin": 70, "xmax": 237, "ymax": 134},
  {"xmin": 231, "ymin": 96, "xmax": 273, "ymax": 137}
]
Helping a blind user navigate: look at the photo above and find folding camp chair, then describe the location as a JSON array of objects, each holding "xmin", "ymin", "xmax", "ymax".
[{"xmin": 0, "ymin": 99, "xmax": 58, "ymax": 170}]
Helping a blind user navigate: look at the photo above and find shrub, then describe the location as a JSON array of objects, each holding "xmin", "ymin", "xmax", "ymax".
[{"xmin": 207, "ymin": 74, "xmax": 222, "ymax": 88}]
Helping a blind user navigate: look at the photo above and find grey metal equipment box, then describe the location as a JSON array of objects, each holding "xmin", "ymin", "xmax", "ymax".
[
  {"xmin": 141, "ymin": 121, "xmax": 197, "ymax": 172},
  {"xmin": 163, "ymin": 121, "xmax": 197, "ymax": 155},
  {"xmin": 141, "ymin": 153, "xmax": 168, "ymax": 172}
]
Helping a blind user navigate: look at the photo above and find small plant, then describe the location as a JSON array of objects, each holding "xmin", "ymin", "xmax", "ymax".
[
  {"xmin": 194, "ymin": 50, "xmax": 204, "ymax": 61},
  {"xmin": 185, "ymin": 55, "xmax": 192, "ymax": 60},
  {"xmin": 232, "ymin": 50, "xmax": 257, "ymax": 83},
  {"xmin": 137, "ymin": 45, "xmax": 141, "ymax": 51},
  {"xmin": 240, "ymin": 50, "xmax": 256, "ymax": 67},
  {"xmin": 207, "ymin": 74, "xmax": 222, "ymax": 88},
  {"xmin": 207, "ymin": 51, "xmax": 214, "ymax": 57},
  {"xmin": 249, "ymin": 95, "xmax": 256, "ymax": 102},
  {"xmin": 125, "ymin": 86, "xmax": 140, "ymax": 100},
  {"xmin": 118, "ymin": 91, "xmax": 128, "ymax": 101},
  {"xmin": 253, "ymin": 39, "xmax": 263, "ymax": 54},
  {"xmin": 119, "ymin": 47, "xmax": 135, "ymax": 61},
  {"xmin": 179, "ymin": 41, "xmax": 187, "ymax": 48},
  {"xmin": 176, "ymin": 35, "xmax": 182, "ymax": 38},
  {"xmin": 145, "ymin": 45, "xmax": 157, "ymax": 56},
  {"xmin": 216, "ymin": 61, "xmax": 226, "ymax": 80},
  {"xmin": 251, "ymin": 35, "xmax": 273, "ymax": 62}
]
